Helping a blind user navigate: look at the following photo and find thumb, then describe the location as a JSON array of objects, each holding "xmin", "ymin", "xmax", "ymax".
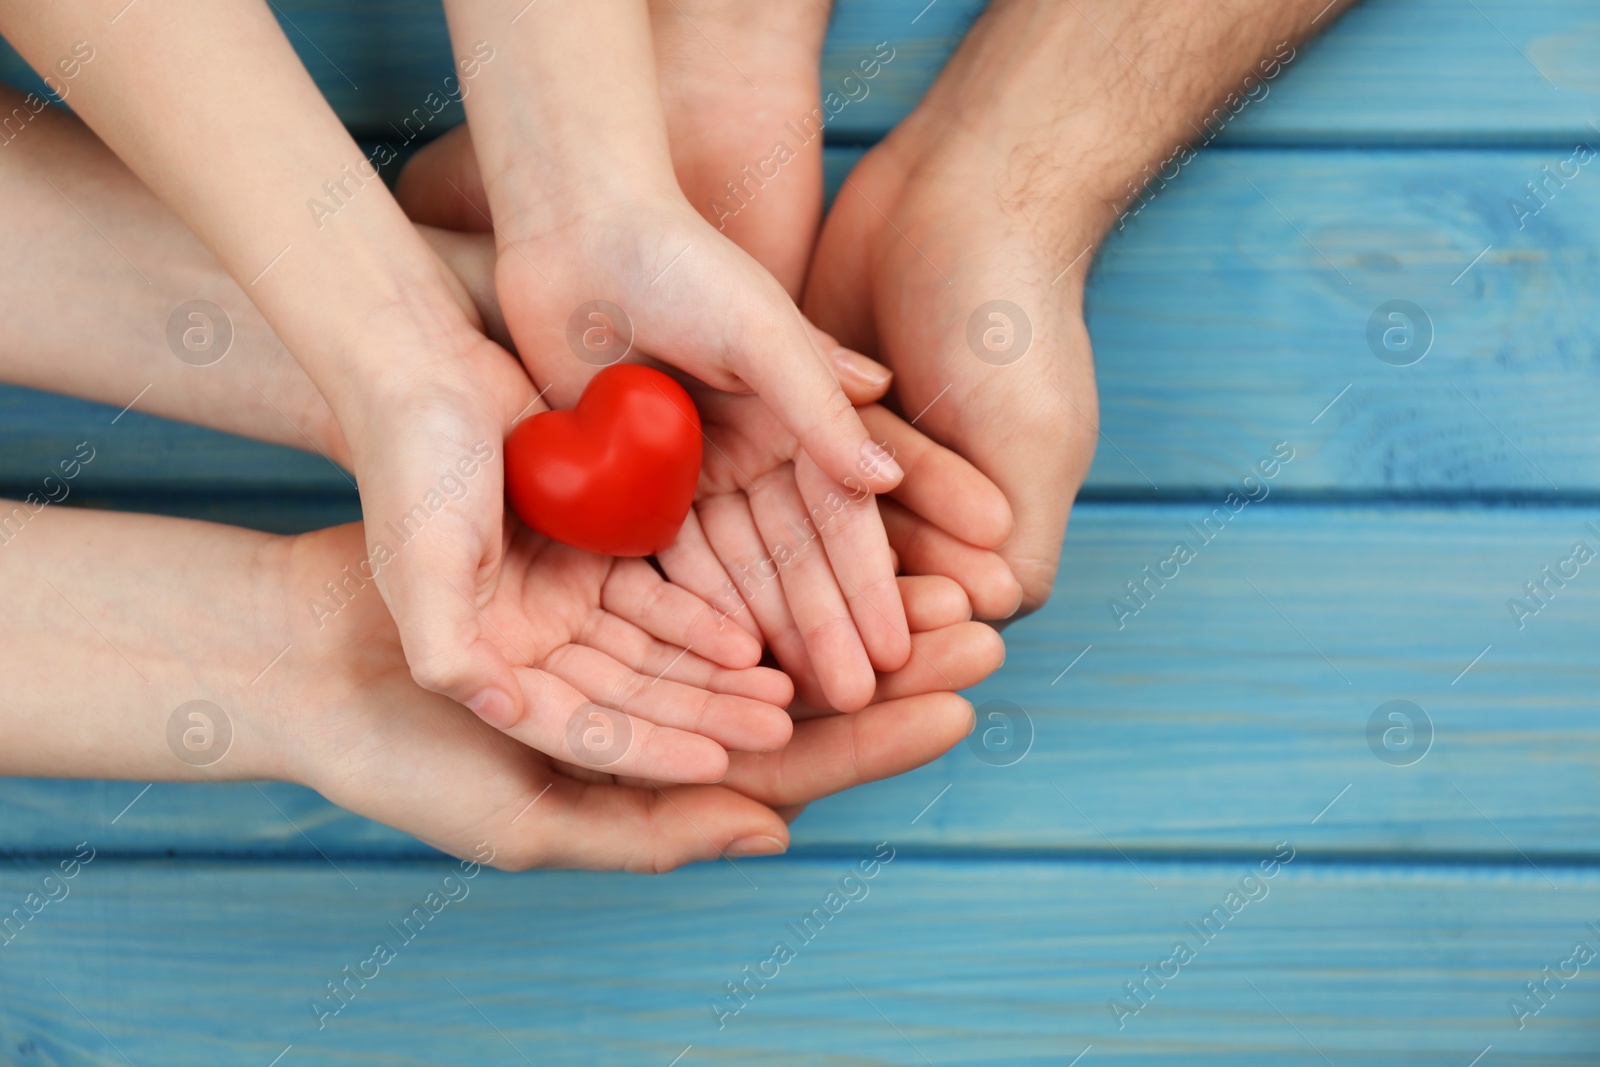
[
  {"xmin": 357, "ymin": 428, "xmax": 524, "ymax": 727},
  {"xmin": 383, "ymin": 532, "xmax": 525, "ymax": 730},
  {"xmin": 737, "ymin": 291, "xmax": 905, "ymax": 495},
  {"xmin": 811, "ymin": 323, "xmax": 893, "ymax": 405},
  {"xmin": 802, "ymin": 168, "xmax": 882, "ymax": 357}
]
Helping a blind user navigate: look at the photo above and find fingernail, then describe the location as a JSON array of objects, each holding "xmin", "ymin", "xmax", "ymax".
[
  {"xmin": 725, "ymin": 834, "xmax": 787, "ymax": 858},
  {"xmin": 859, "ymin": 440, "xmax": 904, "ymax": 485},
  {"xmin": 834, "ymin": 347, "xmax": 892, "ymax": 387},
  {"xmin": 465, "ymin": 687, "xmax": 517, "ymax": 729}
]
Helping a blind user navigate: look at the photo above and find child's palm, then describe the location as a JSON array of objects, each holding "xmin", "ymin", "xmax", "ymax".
[{"xmin": 285, "ymin": 522, "xmax": 793, "ymax": 787}]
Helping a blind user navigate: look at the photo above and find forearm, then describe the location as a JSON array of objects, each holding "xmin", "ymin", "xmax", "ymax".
[
  {"xmin": 0, "ymin": 501, "xmax": 294, "ymax": 782},
  {"xmin": 443, "ymin": 0, "xmax": 679, "ymax": 238},
  {"xmin": 0, "ymin": 86, "xmax": 343, "ymax": 461},
  {"xmin": 0, "ymin": 1, "xmax": 480, "ymax": 420},
  {"xmin": 906, "ymin": 0, "xmax": 1360, "ymax": 248},
  {"xmin": 0, "ymin": 87, "xmax": 508, "ymax": 466}
]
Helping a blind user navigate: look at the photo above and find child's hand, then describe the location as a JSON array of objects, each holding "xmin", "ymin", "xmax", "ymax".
[
  {"xmin": 0, "ymin": 506, "xmax": 989, "ymax": 872},
  {"xmin": 422, "ymin": 0, "xmax": 900, "ymax": 502},
  {"xmin": 658, "ymin": 337, "xmax": 1015, "ymax": 712},
  {"xmin": 285, "ymin": 521, "xmax": 791, "ymax": 786},
  {"xmin": 286, "ymin": 521, "xmax": 793, "ymax": 790},
  {"xmin": 397, "ymin": 183, "xmax": 1016, "ymax": 715},
  {"xmin": 280, "ymin": 567, "xmax": 992, "ymax": 871}
]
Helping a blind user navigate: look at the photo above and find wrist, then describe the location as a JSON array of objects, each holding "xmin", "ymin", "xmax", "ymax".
[
  {"xmin": 216, "ymin": 532, "xmax": 309, "ymax": 784},
  {"xmin": 482, "ymin": 145, "xmax": 681, "ymax": 246},
  {"xmin": 303, "ymin": 265, "xmax": 488, "ymax": 431},
  {"xmin": 0, "ymin": 507, "xmax": 303, "ymax": 783},
  {"xmin": 893, "ymin": 0, "xmax": 1292, "ymax": 254}
]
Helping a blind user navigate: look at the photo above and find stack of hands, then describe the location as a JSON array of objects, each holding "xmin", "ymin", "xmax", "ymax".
[{"xmin": 0, "ymin": 0, "xmax": 1342, "ymax": 870}]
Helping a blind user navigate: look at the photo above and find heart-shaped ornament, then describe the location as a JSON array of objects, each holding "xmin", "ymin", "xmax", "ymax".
[{"xmin": 504, "ymin": 364, "xmax": 702, "ymax": 556}]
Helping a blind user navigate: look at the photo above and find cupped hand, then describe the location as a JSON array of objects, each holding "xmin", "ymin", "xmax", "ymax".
[
  {"xmin": 400, "ymin": 158, "xmax": 1017, "ymax": 710},
  {"xmin": 398, "ymin": 0, "xmax": 830, "ymax": 298},
  {"xmin": 273, "ymin": 523, "xmax": 995, "ymax": 869},
  {"xmin": 397, "ymin": 129, "xmax": 900, "ymax": 513},
  {"xmin": 804, "ymin": 97, "xmax": 1101, "ymax": 615},
  {"xmin": 287, "ymin": 496, "xmax": 792, "ymax": 787},
  {"xmin": 659, "ymin": 339, "xmax": 1013, "ymax": 713}
]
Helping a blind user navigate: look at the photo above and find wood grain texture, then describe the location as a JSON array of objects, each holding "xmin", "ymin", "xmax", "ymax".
[
  {"xmin": 821, "ymin": 0, "xmax": 1600, "ymax": 146},
  {"xmin": 0, "ymin": 1, "xmax": 1595, "ymax": 1057},
  {"xmin": 4, "ymin": 0, "xmax": 1597, "ymax": 143},
  {"xmin": 4, "ymin": 506, "xmax": 1596, "ymax": 859},
  {"xmin": 5, "ymin": 146, "xmax": 1599, "ymax": 499},
  {"xmin": 0, "ymin": 859, "xmax": 1595, "ymax": 1065}
]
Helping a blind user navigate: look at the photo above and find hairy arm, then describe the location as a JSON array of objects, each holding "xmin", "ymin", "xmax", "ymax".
[
  {"xmin": 806, "ymin": 0, "xmax": 1359, "ymax": 613},
  {"xmin": 923, "ymin": 0, "xmax": 1358, "ymax": 246}
]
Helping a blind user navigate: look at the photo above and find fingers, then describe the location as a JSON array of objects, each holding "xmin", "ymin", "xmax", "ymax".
[
  {"xmin": 721, "ymin": 692, "xmax": 977, "ymax": 810},
  {"xmin": 601, "ymin": 556, "xmax": 762, "ymax": 669},
  {"xmin": 577, "ymin": 611, "xmax": 794, "ymax": 707},
  {"xmin": 697, "ymin": 490, "xmax": 828, "ymax": 706},
  {"xmin": 881, "ymin": 498, "xmax": 1023, "ymax": 620},
  {"xmin": 654, "ymin": 508, "xmax": 762, "ymax": 643},
  {"xmin": 860, "ymin": 403, "xmax": 1014, "ymax": 550},
  {"xmin": 897, "ymin": 574, "xmax": 972, "ymax": 631},
  {"xmin": 505, "ymin": 666, "xmax": 729, "ymax": 784},
  {"xmin": 794, "ymin": 452, "xmax": 910, "ymax": 673},
  {"xmin": 748, "ymin": 467, "xmax": 877, "ymax": 713},
  {"xmin": 873, "ymin": 622, "xmax": 1005, "ymax": 703},
  {"xmin": 368, "ymin": 487, "xmax": 525, "ymax": 731},
  {"xmin": 504, "ymin": 780, "xmax": 791, "ymax": 872},
  {"xmin": 545, "ymin": 644, "xmax": 792, "ymax": 753},
  {"xmin": 724, "ymin": 279, "xmax": 904, "ymax": 495},
  {"xmin": 810, "ymin": 325, "xmax": 893, "ymax": 406}
]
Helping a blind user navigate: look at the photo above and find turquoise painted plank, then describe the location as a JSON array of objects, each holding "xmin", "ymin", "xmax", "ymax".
[
  {"xmin": 5, "ymin": 505, "xmax": 1597, "ymax": 858},
  {"xmin": 1083, "ymin": 147, "xmax": 1600, "ymax": 496},
  {"xmin": 822, "ymin": 0, "xmax": 1600, "ymax": 146},
  {"xmin": 0, "ymin": 385, "xmax": 352, "ymax": 497},
  {"xmin": 4, "ymin": 146, "xmax": 1597, "ymax": 496},
  {"xmin": 2, "ymin": 1, "xmax": 1596, "ymax": 143},
  {"xmin": 0, "ymin": 858, "xmax": 1595, "ymax": 1064}
]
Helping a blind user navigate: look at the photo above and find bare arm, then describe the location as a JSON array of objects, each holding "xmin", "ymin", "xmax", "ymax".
[
  {"xmin": 0, "ymin": 499, "xmax": 991, "ymax": 869},
  {"xmin": 0, "ymin": 85, "xmax": 510, "ymax": 469},
  {"xmin": 806, "ymin": 0, "xmax": 1360, "ymax": 613},
  {"xmin": 0, "ymin": 2, "xmax": 557, "ymax": 726}
]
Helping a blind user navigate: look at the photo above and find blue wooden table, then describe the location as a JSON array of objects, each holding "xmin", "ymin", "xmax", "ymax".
[{"xmin": 3, "ymin": 1, "xmax": 1599, "ymax": 1062}]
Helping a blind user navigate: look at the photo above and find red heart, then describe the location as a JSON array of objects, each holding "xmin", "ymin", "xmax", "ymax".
[{"xmin": 504, "ymin": 364, "xmax": 702, "ymax": 557}]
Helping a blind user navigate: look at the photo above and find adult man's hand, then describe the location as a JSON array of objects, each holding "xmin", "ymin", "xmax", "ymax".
[{"xmin": 806, "ymin": 0, "xmax": 1357, "ymax": 614}]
